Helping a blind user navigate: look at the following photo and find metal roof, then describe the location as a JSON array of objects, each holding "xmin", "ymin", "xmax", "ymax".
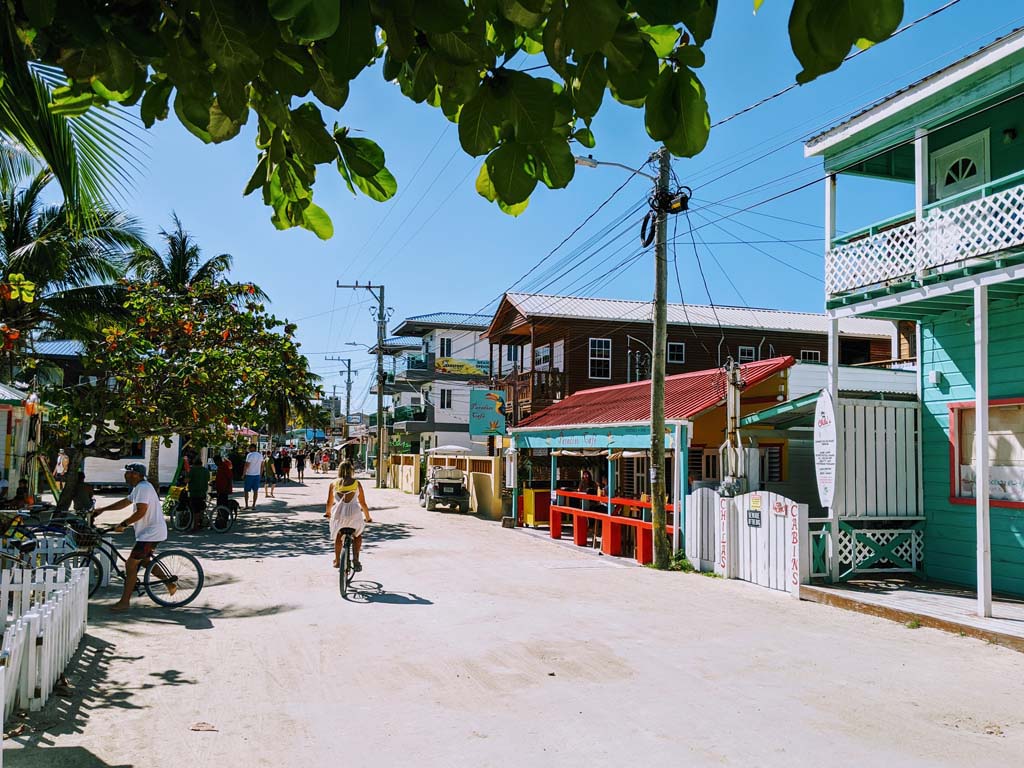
[
  {"xmin": 0, "ymin": 382, "xmax": 28, "ymax": 405},
  {"xmin": 516, "ymin": 356, "xmax": 795, "ymax": 429},
  {"xmin": 805, "ymin": 27, "xmax": 1024, "ymax": 155},
  {"xmin": 32, "ymin": 340, "xmax": 85, "ymax": 358},
  {"xmin": 392, "ymin": 312, "xmax": 492, "ymax": 336},
  {"xmin": 504, "ymin": 293, "xmax": 893, "ymax": 338}
]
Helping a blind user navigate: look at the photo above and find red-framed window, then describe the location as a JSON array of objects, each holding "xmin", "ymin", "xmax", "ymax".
[{"xmin": 948, "ymin": 397, "xmax": 1024, "ymax": 509}]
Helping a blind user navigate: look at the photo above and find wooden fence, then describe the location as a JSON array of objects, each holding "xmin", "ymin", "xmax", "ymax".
[{"xmin": 426, "ymin": 455, "xmax": 503, "ymax": 519}]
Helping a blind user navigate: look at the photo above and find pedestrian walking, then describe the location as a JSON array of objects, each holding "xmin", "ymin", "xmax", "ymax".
[
  {"xmin": 53, "ymin": 448, "xmax": 69, "ymax": 491},
  {"xmin": 272, "ymin": 449, "xmax": 284, "ymax": 483},
  {"xmin": 319, "ymin": 451, "xmax": 330, "ymax": 474},
  {"xmin": 283, "ymin": 448, "xmax": 293, "ymax": 481},
  {"xmin": 295, "ymin": 450, "xmax": 306, "ymax": 482},
  {"xmin": 243, "ymin": 443, "xmax": 262, "ymax": 509},
  {"xmin": 263, "ymin": 452, "xmax": 277, "ymax": 498}
]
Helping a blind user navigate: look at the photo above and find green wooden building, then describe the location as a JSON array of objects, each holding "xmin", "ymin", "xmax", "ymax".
[{"xmin": 805, "ymin": 28, "xmax": 1024, "ymax": 614}]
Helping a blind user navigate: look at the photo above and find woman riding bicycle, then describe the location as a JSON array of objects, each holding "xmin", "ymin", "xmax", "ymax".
[{"xmin": 325, "ymin": 461, "xmax": 372, "ymax": 572}]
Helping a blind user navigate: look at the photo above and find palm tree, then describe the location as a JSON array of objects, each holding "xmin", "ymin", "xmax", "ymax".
[
  {"xmin": 127, "ymin": 213, "xmax": 236, "ymax": 290},
  {"xmin": 0, "ymin": 168, "xmax": 149, "ymax": 353},
  {"xmin": 1, "ymin": 16, "xmax": 139, "ymax": 212}
]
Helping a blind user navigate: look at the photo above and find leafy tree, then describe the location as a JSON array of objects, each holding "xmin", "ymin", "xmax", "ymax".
[
  {"xmin": 0, "ymin": 169, "xmax": 149, "ymax": 375},
  {"xmin": 47, "ymin": 279, "xmax": 319, "ymax": 508},
  {"xmin": 0, "ymin": 1, "xmax": 904, "ymax": 233}
]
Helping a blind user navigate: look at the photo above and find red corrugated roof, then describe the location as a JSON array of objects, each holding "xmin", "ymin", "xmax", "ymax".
[{"xmin": 516, "ymin": 356, "xmax": 795, "ymax": 429}]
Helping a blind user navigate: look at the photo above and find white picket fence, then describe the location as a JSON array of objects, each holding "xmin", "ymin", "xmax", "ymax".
[{"xmin": 0, "ymin": 567, "xmax": 89, "ymax": 728}]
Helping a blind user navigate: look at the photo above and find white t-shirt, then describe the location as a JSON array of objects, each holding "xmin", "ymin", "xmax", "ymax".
[
  {"xmin": 244, "ymin": 451, "xmax": 263, "ymax": 476},
  {"xmin": 128, "ymin": 480, "xmax": 167, "ymax": 542}
]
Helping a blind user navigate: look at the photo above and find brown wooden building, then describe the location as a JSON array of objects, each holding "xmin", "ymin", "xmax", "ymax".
[{"xmin": 482, "ymin": 293, "xmax": 903, "ymax": 423}]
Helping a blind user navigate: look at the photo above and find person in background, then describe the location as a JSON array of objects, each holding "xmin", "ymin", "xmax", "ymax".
[
  {"xmin": 242, "ymin": 443, "xmax": 263, "ymax": 509},
  {"xmin": 13, "ymin": 478, "xmax": 30, "ymax": 509},
  {"xmin": 282, "ymin": 448, "xmax": 293, "ymax": 482},
  {"xmin": 186, "ymin": 456, "xmax": 211, "ymax": 532},
  {"xmin": 295, "ymin": 449, "xmax": 307, "ymax": 482},
  {"xmin": 263, "ymin": 451, "xmax": 277, "ymax": 499},
  {"xmin": 53, "ymin": 448, "xmax": 70, "ymax": 491},
  {"xmin": 320, "ymin": 450, "xmax": 330, "ymax": 474},
  {"xmin": 214, "ymin": 455, "xmax": 233, "ymax": 508},
  {"xmin": 272, "ymin": 449, "xmax": 283, "ymax": 483},
  {"xmin": 72, "ymin": 471, "xmax": 94, "ymax": 514}
]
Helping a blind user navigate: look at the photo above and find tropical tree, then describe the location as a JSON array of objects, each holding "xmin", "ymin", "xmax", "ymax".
[
  {"xmin": 47, "ymin": 279, "xmax": 319, "ymax": 509},
  {"xmin": 0, "ymin": 1, "xmax": 904, "ymax": 234},
  {"xmin": 125, "ymin": 213, "xmax": 269, "ymax": 479},
  {"xmin": 127, "ymin": 213, "xmax": 234, "ymax": 290},
  {"xmin": 0, "ymin": 169, "xmax": 150, "ymax": 377},
  {"xmin": 0, "ymin": 17, "xmax": 139, "ymax": 215}
]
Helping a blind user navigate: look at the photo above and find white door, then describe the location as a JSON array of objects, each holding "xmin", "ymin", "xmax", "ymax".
[
  {"xmin": 732, "ymin": 491, "xmax": 800, "ymax": 592},
  {"xmin": 930, "ymin": 129, "xmax": 989, "ymax": 201}
]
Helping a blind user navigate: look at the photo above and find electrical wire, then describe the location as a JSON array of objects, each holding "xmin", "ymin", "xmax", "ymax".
[{"xmin": 711, "ymin": 0, "xmax": 966, "ymax": 130}]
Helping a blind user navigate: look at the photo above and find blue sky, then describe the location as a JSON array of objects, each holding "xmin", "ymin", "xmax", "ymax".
[{"xmin": 120, "ymin": 1, "xmax": 1018, "ymax": 410}]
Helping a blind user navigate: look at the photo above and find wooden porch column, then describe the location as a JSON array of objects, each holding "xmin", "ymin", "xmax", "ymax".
[
  {"xmin": 975, "ymin": 285, "xmax": 992, "ymax": 617},
  {"xmin": 550, "ymin": 452, "xmax": 560, "ymax": 539},
  {"xmin": 914, "ymin": 128, "xmax": 929, "ymax": 280},
  {"xmin": 672, "ymin": 423, "xmax": 685, "ymax": 554}
]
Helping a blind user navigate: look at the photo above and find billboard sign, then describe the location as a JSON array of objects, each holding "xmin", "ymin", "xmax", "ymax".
[{"xmin": 469, "ymin": 389, "xmax": 507, "ymax": 436}]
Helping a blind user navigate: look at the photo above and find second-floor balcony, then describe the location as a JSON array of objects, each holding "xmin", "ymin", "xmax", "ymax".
[
  {"xmin": 502, "ymin": 369, "xmax": 565, "ymax": 422},
  {"xmin": 827, "ymin": 169, "xmax": 1024, "ymax": 302}
]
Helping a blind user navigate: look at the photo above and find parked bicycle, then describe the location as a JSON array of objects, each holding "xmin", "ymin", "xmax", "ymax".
[{"xmin": 170, "ymin": 491, "xmax": 239, "ymax": 534}]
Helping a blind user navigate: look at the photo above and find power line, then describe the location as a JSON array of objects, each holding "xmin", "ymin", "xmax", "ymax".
[{"xmin": 711, "ymin": 0, "xmax": 966, "ymax": 129}]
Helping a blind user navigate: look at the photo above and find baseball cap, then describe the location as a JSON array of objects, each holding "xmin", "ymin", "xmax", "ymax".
[{"xmin": 123, "ymin": 463, "xmax": 147, "ymax": 476}]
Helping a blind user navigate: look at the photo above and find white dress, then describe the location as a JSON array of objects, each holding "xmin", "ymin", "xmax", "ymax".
[{"xmin": 329, "ymin": 483, "xmax": 365, "ymax": 539}]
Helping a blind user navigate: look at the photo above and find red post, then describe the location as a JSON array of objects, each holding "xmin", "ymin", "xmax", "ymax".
[
  {"xmin": 636, "ymin": 526, "xmax": 653, "ymax": 565},
  {"xmin": 601, "ymin": 520, "xmax": 622, "ymax": 556},
  {"xmin": 573, "ymin": 514, "xmax": 588, "ymax": 547},
  {"xmin": 550, "ymin": 507, "xmax": 562, "ymax": 539}
]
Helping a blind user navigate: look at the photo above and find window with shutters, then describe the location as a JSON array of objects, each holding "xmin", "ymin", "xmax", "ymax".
[
  {"xmin": 760, "ymin": 445, "xmax": 783, "ymax": 483},
  {"xmin": 439, "ymin": 337, "xmax": 452, "ymax": 358},
  {"xmin": 439, "ymin": 388, "xmax": 453, "ymax": 409}
]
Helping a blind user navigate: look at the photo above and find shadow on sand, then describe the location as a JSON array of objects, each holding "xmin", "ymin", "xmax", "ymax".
[{"xmin": 344, "ymin": 579, "xmax": 432, "ymax": 606}]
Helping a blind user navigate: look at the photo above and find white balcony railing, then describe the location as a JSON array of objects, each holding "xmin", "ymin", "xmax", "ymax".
[{"xmin": 826, "ymin": 175, "xmax": 1024, "ymax": 299}]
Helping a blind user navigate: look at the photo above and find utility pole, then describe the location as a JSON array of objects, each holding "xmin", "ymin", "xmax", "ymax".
[
  {"xmin": 337, "ymin": 282, "xmax": 387, "ymax": 488},
  {"xmin": 324, "ymin": 357, "xmax": 357, "ymax": 424},
  {"xmin": 650, "ymin": 146, "xmax": 672, "ymax": 570}
]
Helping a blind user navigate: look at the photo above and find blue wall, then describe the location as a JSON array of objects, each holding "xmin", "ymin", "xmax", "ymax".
[{"xmin": 921, "ymin": 300, "xmax": 1024, "ymax": 595}]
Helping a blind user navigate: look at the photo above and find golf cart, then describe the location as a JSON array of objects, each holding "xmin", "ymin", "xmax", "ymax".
[{"xmin": 419, "ymin": 446, "xmax": 471, "ymax": 513}]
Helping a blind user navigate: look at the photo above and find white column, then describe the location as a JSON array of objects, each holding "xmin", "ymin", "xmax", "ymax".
[
  {"xmin": 824, "ymin": 173, "xmax": 836, "ymax": 298},
  {"xmin": 914, "ymin": 128, "xmax": 929, "ymax": 280},
  {"xmin": 974, "ymin": 285, "xmax": 992, "ymax": 617},
  {"xmin": 827, "ymin": 317, "xmax": 839, "ymax": 400}
]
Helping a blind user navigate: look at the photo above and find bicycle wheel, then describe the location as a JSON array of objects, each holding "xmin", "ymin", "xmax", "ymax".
[
  {"xmin": 171, "ymin": 505, "xmax": 192, "ymax": 532},
  {"xmin": 144, "ymin": 550, "xmax": 204, "ymax": 608},
  {"xmin": 338, "ymin": 535, "xmax": 351, "ymax": 597},
  {"xmin": 54, "ymin": 550, "xmax": 104, "ymax": 597},
  {"xmin": 211, "ymin": 504, "xmax": 234, "ymax": 533}
]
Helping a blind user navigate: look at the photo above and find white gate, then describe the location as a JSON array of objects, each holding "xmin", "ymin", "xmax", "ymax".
[
  {"xmin": 684, "ymin": 487, "xmax": 718, "ymax": 571},
  {"xmin": 730, "ymin": 491, "xmax": 804, "ymax": 593}
]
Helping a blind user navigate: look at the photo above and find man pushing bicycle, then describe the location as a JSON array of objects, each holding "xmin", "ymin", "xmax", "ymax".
[{"xmin": 94, "ymin": 463, "xmax": 171, "ymax": 611}]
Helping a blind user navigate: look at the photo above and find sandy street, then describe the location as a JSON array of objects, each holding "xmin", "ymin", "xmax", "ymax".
[{"xmin": 5, "ymin": 475, "xmax": 1024, "ymax": 767}]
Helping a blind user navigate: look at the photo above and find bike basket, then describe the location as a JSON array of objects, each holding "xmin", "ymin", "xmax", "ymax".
[
  {"xmin": 70, "ymin": 523, "xmax": 101, "ymax": 548},
  {"xmin": 167, "ymin": 485, "xmax": 185, "ymax": 502}
]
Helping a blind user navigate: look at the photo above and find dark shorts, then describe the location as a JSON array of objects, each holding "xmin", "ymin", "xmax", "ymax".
[
  {"xmin": 130, "ymin": 541, "xmax": 158, "ymax": 560},
  {"xmin": 244, "ymin": 475, "xmax": 260, "ymax": 493}
]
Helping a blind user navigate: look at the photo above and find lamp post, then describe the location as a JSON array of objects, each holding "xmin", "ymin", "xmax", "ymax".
[{"xmin": 575, "ymin": 148, "xmax": 681, "ymax": 569}]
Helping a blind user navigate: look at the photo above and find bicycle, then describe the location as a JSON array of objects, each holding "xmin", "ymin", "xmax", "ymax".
[
  {"xmin": 52, "ymin": 522, "xmax": 204, "ymax": 608},
  {"xmin": 337, "ymin": 527, "xmax": 356, "ymax": 597},
  {"xmin": 170, "ymin": 491, "xmax": 238, "ymax": 534}
]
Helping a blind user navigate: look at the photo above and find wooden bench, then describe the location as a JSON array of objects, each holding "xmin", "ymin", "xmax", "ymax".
[{"xmin": 551, "ymin": 492, "xmax": 676, "ymax": 565}]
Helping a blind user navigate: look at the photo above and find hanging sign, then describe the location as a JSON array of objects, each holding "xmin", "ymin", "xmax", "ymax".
[
  {"xmin": 469, "ymin": 390, "xmax": 507, "ymax": 436},
  {"xmin": 813, "ymin": 389, "xmax": 838, "ymax": 508}
]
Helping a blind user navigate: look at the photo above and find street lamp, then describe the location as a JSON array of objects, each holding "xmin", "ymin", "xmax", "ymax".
[{"xmin": 575, "ymin": 149, "xmax": 681, "ymax": 568}]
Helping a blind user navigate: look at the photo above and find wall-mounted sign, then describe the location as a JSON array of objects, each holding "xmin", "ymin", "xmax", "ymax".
[
  {"xmin": 813, "ymin": 389, "xmax": 838, "ymax": 508},
  {"xmin": 469, "ymin": 389, "xmax": 506, "ymax": 436},
  {"xmin": 746, "ymin": 509, "xmax": 762, "ymax": 528}
]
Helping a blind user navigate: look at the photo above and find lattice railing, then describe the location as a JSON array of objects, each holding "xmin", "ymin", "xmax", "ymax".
[
  {"xmin": 837, "ymin": 527, "xmax": 923, "ymax": 574},
  {"xmin": 827, "ymin": 181, "xmax": 1024, "ymax": 297}
]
